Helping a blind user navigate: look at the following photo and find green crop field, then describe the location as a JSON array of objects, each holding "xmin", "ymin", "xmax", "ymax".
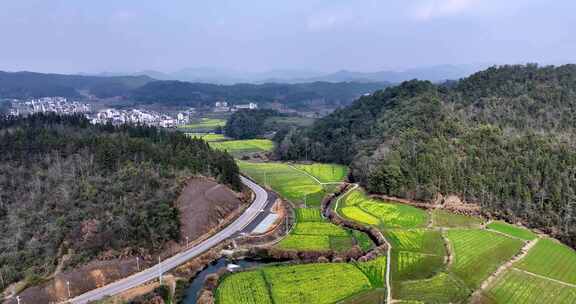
[
  {"xmin": 293, "ymin": 163, "xmax": 349, "ymax": 183},
  {"xmin": 392, "ymin": 251, "xmax": 445, "ymax": 281},
  {"xmin": 262, "ymin": 263, "xmax": 372, "ymax": 304},
  {"xmin": 238, "ymin": 161, "xmax": 326, "ymax": 207},
  {"xmin": 515, "ymin": 238, "xmax": 576, "ymax": 285},
  {"xmin": 276, "ymin": 234, "xmax": 331, "ymax": 251},
  {"xmin": 186, "ymin": 133, "xmax": 226, "ymax": 142},
  {"xmin": 432, "ymin": 210, "xmax": 483, "ymax": 228},
  {"xmin": 354, "ymin": 256, "xmax": 388, "ymax": 287},
  {"xmin": 295, "ymin": 208, "xmax": 323, "ymax": 222},
  {"xmin": 395, "ymin": 272, "xmax": 470, "ymax": 304},
  {"xmin": 487, "ymin": 221, "xmax": 537, "ymax": 241},
  {"xmin": 352, "ymin": 230, "xmax": 375, "ymax": 252},
  {"xmin": 210, "ymin": 139, "xmax": 274, "ymax": 156},
  {"xmin": 446, "ymin": 229, "xmax": 524, "ymax": 288},
  {"xmin": 339, "ymin": 190, "xmax": 428, "ymax": 229},
  {"xmin": 483, "ymin": 269, "xmax": 576, "ymax": 304},
  {"xmin": 180, "ymin": 118, "xmax": 226, "ymax": 130},
  {"xmin": 216, "ymin": 271, "xmax": 272, "ymax": 304},
  {"xmin": 292, "ymin": 222, "xmax": 350, "ymax": 237},
  {"xmin": 385, "ymin": 229, "xmax": 446, "ymax": 256}
]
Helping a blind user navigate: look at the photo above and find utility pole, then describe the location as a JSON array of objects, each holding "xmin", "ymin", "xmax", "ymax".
[
  {"xmin": 66, "ymin": 281, "xmax": 71, "ymax": 299},
  {"xmin": 136, "ymin": 257, "xmax": 140, "ymax": 271},
  {"xmin": 185, "ymin": 236, "xmax": 189, "ymax": 247},
  {"xmin": 158, "ymin": 256, "xmax": 163, "ymax": 285},
  {"xmin": 16, "ymin": 296, "xmax": 20, "ymax": 304},
  {"xmin": 0, "ymin": 268, "xmax": 4, "ymax": 289}
]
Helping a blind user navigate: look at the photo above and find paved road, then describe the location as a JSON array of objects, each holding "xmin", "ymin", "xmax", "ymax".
[{"xmin": 68, "ymin": 176, "xmax": 268, "ymax": 304}]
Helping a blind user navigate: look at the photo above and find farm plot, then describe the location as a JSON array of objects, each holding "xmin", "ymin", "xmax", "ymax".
[
  {"xmin": 392, "ymin": 251, "xmax": 445, "ymax": 281},
  {"xmin": 216, "ymin": 271, "xmax": 272, "ymax": 304},
  {"xmin": 278, "ymin": 221, "xmax": 353, "ymax": 251},
  {"xmin": 179, "ymin": 118, "xmax": 226, "ymax": 131},
  {"xmin": 276, "ymin": 235, "xmax": 331, "ymax": 251},
  {"xmin": 385, "ymin": 229, "xmax": 446, "ymax": 256},
  {"xmin": 210, "ymin": 139, "xmax": 274, "ymax": 156},
  {"xmin": 487, "ymin": 221, "xmax": 537, "ymax": 241},
  {"xmin": 432, "ymin": 210, "xmax": 483, "ymax": 228},
  {"xmin": 186, "ymin": 133, "xmax": 226, "ymax": 142},
  {"xmin": 483, "ymin": 268, "xmax": 576, "ymax": 304},
  {"xmin": 354, "ymin": 256, "xmax": 388, "ymax": 287},
  {"xmin": 352, "ymin": 230, "xmax": 375, "ymax": 252},
  {"xmin": 515, "ymin": 238, "xmax": 576, "ymax": 285},
  {"xmin": 295, "ymin": 208, "xmax": 323, "ymax": 222},
  {"xmin": 238, "ymin": 161, "xmax": 325, "ymax": 207},
  {"xmin": 293, "ymin": 163, "xmax": 349, "ymax": 183},
  {"xmin": 262, "ymin": 263, "xmax": 372, "ymax": 304},
  {"xmin": 445, "ymin": 229, "xmax": 524, "ymax": 288},
  {"xmin": 339, "ymin": 189, "xmax": 428, "ymax": 229},
  {"xmin": 292, "ymin": 222, "xmax": 350, "ymax": 237},
  {"xmin": 395, "ymin": 272, "xmax": 470, "ymax": 304}
]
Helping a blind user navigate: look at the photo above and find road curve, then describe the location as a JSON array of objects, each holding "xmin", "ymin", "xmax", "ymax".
[{"xmin": 68, "ymin": 176, "xmax": 268, "ymax": 304}]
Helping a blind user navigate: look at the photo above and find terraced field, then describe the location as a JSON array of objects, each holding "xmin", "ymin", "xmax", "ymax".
[
  {"xmin": 385, "ymin": 229, "xmax": 445, "ymax": 255},
  {"xmin": 295, "ymin": 208, "xmax": 323, "ymax": 222},
  {"xmin": 354, "ymin": 256, "xmax": 388, "ymax": 287},
  {"xmin": 487, "ymin": 221, "xmax": 537, "ymax": 241},
  {"xmin": 339, "ymin": 189, "xmax": 428, "ymax": 229},
  {"xmin": 293, "ymin": 163, "xmax": 349, "ymax": 183},
  {"xmin": 445, "ymin": 229, "xmax": 524, "ymax": 288},
  {"xmin": 238, "ymin": 161, "xmax": 326, "ymax": 207},
  {"xmin": 515, "ymin": 238, "xmax": 576, "ymax": 284},
  {"xmin": 210, "ymin": 139, "xmax": 274, "ymax": 156},
  {"xmin": 484, "ymin": 268, "xmax": 576, "ymax": 303},
  {"xmin": 432, "ymin": 210, "xmax": 483, "ymax": 228}
]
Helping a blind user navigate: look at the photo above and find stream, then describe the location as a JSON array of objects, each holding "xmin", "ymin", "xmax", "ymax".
[{"xmin": 180, "ymin": 257, "xmax": 267, "ymax": 304}]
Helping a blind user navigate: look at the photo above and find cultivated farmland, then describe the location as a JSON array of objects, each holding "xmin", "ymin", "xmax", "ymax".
[
  {"xmin": 446, "ymin": 229, "xmax": 524, "ymax": 288},
  {"xmin": 515, "ymin": 238, "xmax": 576, "ymax": 285},
  {"xmin": 339, "ymin": 189, "xmax": 428, "ymax": 229},
  {"xmin": 262, "ymin": 263, "xmax": 372, "ymax": 304},
  {"xmin": 293, "ymin": 163, "xmax": 349, "ymax": 183},
  {"xmin": 395, "ymin": 272, "xmax": 470, "ymax": 304},
  {"xmin": 179, "ymin": 118, "xmax": 226, "ymax": 131},
  {"xmin": 487, "ymin": 221, "xmax": 537, "ymax": 241},
  {"xmin": 354, "ymin": 256, "xmax": 388, "ymax": 287},
  {"xmin": 210, "ymin": 139, "xmax": 274, "ymax": 156},
  {"xmin": 238, "ymin": 161, "xmax": 325, "ymax": 206},
  {"xmin": 432, "ymin": 210, "xmax": 483, "ymax": 228},
  {"xmin": 216, "ymin": 271, "xmax": 272, "ymax": 304},
  {"xmin": 484, "ymin": 268, "xmax": 576, "ymax": 304},
  {"xmin": 295, "ymin": 208, "xmax": 323, "ymax": 222},
  {"xmin": 385, "ymin": 229, "xmax": 445, "ymax": 255},
  {"xmin": 186, "ymin": 133, "xmax": 226, "ymax": 142}
]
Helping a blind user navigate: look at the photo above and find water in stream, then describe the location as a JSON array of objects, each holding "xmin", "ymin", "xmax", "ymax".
[{"xmin": 180, "ymin": 258, "xmax": 265, "ymax": 304}]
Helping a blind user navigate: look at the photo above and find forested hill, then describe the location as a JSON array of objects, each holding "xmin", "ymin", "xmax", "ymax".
[
  {"xmin": 0, "ymin": 71, "xmax": 152, "ymax": 98},
  {"xmin": 275, "ymin": 64, "xmax": 576, "ymax": 248},
  {"xmin": 0, "ymin": 114, "xmax": 240, "ymax": 287}
]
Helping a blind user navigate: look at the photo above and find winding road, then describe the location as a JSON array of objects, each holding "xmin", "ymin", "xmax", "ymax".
[{"xmin": 67, "ymin": 176, "xmax": 269, "ymax": 304}]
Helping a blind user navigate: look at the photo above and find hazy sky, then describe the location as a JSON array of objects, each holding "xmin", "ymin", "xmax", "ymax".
[{"xmin": 1, "ymin": 0, "xmax": 575, "ymax": 74}]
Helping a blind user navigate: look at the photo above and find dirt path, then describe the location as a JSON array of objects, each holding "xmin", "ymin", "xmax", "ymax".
[{"xmin": 471, "ymin": 238, "xmax": 538, "ymax": 299}]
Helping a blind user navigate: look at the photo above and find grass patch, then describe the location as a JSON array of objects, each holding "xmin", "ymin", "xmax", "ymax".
[
  {"xmin": 515, "ymin": 238, "xmax": 576, "ymax": 285},
  {"xmin": 432, "ymin": 210, "xmax": 483, "ymax": 228},
  {"xmin": 446, "ymin": 229, "xmax": 524, "ymax": 289},
  {"xmin": 487, "ymin": 221, "xmax": 537, "ymax": 241},
  {"xmin": 293, "ymin": 163, "xmax": 349, "ymax": 183},
  {"xmin": 339, "ymin": 189, "xmax": 428, "ymax": 229},
  {"xmin": 216, "ymin": 271, "xmax": 272, "ymax": 304},
  {"xmin": 395, "ymin": 272, "xmax": 470, "ymax": 304},
  {"xmin": 262, "ymin": 263, "xmax": 372, "ymax": 304},
  {"xmin": 484, "ymin": 268, "xmax": 576, "ymax": 304},
  {"xmin": 210, "ymin": 139, "xmax": 274, "ymax": 156},
  {"xmin": 238, "ymin": 161, "xmax": 325, "ymax": 207}
]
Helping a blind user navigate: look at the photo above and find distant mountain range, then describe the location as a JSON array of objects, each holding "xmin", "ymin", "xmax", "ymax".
[{"xmin": 85, "ymin": 64, "xmax": 489, "ymax": 85}]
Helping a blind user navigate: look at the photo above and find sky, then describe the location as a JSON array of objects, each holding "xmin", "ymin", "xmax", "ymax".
[{"xmin": 0, "ymin": 0, "xmax": 575, "ymax": 74}]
